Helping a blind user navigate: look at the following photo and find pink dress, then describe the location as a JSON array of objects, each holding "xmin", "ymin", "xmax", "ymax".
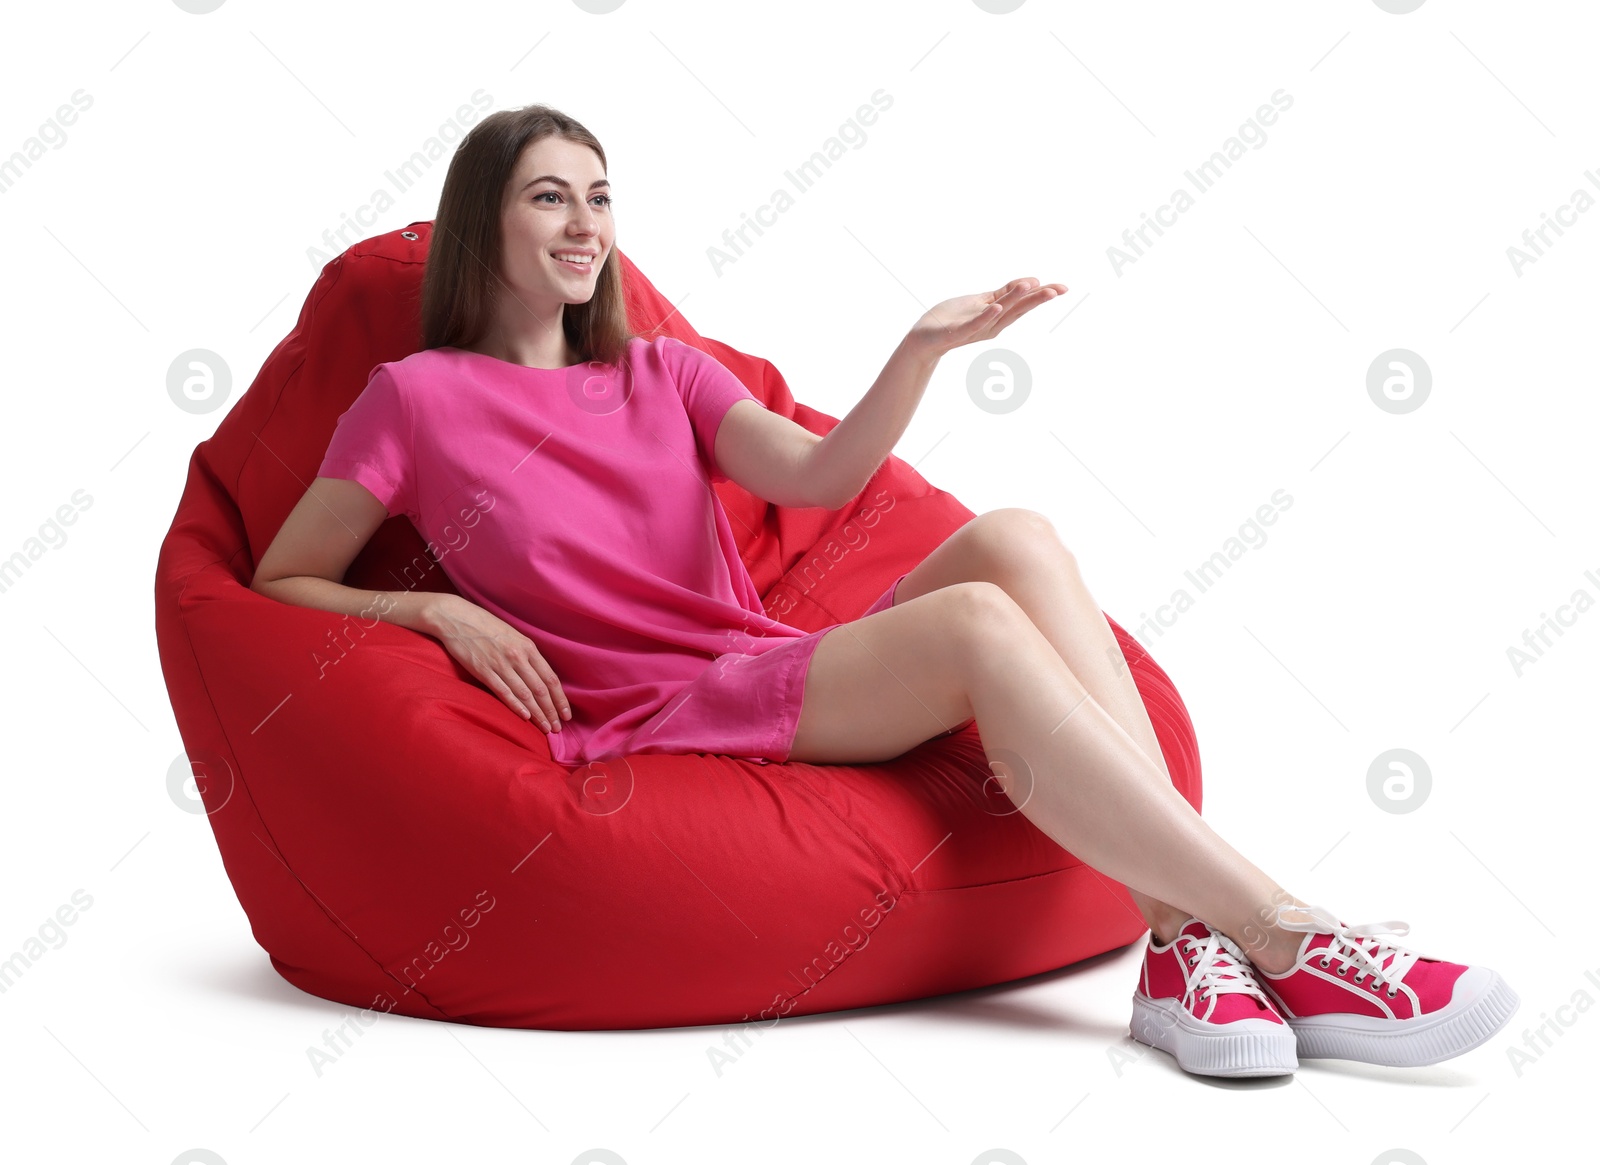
[{"xmin": 317, "ymin": 334, "xmax": 900, "ymax": 767}]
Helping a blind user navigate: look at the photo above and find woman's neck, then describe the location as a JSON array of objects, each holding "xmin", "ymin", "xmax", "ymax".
[{"xmin": 469, "ymin": 327, "xmax": 580, "ymax": 369}]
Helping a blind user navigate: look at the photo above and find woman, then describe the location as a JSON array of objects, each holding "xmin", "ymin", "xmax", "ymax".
[{"xmin": 251, "ymin": 104, "xmax": 1517, "ymax": 1078}]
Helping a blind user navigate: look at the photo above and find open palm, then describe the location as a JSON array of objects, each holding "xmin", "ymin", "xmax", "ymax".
[{"xmin": 908, "ymin": 277, "xmax": 1068, "ymax": 358}]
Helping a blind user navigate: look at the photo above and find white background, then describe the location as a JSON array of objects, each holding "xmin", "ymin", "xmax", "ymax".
[{"xmin": 1, "ymin": 1, "xmax": 1595, "ymax": 1162}]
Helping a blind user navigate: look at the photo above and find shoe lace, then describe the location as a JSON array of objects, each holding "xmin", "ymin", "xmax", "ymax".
[
  {"xmin": 1179, "ymin": 928, "xmax": 1271, "ymax": 1007},
  {"xmin": 1273, "ymin": 902, "xmax": 1421, "ymax": 996}
]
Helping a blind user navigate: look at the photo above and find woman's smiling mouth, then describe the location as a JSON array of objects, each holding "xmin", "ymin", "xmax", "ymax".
[{"xmin": 551, "ymin": 249, "xmax": 597, "ymax": 273}]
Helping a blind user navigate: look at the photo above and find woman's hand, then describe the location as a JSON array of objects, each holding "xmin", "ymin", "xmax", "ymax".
[
  {"xmin": 906, "ymin": 277, "xmax": 1068, "ymax": 361},
  {"xmin": 426, "ymin": 594, "xmax": 571, "ymax": 732}
]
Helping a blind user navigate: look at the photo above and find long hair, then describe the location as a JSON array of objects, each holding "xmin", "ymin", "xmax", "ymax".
[{"xmin": 420, "ymin": 104, "xmax": 633, "ymax": 366}]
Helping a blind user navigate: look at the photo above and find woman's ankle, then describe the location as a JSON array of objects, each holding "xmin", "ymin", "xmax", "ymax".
[
  {"xmin": 1128, "ymin": 886, "xmax": 1192, "ymax": 945},
  {"xmin": 1241, "ymin": 901, "xmax": 1317, "ymax": 973},
  {"xmin": 1201, "ymin": 890, "xmax": 1307, "ymax": 973},
  {"xmin": 1247, "ymin": 929, "xmax": 1302, "ymax": 975},
  {"xmin": 1145, "ymin": 904, "xmax": 1191, "ymax": 945}
]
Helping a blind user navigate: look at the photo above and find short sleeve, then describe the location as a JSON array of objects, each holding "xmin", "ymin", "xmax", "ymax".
[
  {"xmin": 658, "ymin": 336, "xmax": 760, "ymax": 484},
  {"xmin": 317, "ymin": 362, "xmax": 417, "ymax": 519}
]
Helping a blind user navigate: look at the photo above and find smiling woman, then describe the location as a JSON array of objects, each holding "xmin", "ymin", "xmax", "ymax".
[
  {"xmin": 418, "ymin": 108, "xmax": 631, "ymax": 369},
  {"xmin": 246, "ymin": 104, "xmax": 1518, "ymax": 1078},
  {"xmin": 250, "ymin": 103, "xmax": 874, "ymax": 769}
]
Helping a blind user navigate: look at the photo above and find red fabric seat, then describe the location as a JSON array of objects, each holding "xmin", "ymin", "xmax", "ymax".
[{"xmin": 154, "ymin": 222, "xmax": 1203, "ymax": 1029}]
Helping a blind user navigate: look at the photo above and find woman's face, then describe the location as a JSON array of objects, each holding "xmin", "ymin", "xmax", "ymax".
[{"xmin": 497, "ymin": 135, "xmax": 614, "ymax": 308}]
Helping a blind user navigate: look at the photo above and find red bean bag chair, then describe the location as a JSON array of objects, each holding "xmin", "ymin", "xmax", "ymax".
[{"xmin": 154, "ymin": 222, "xmax": 1203, "ymax": 1030}]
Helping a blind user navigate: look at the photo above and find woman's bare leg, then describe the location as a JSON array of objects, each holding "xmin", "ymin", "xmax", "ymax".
[
  {"xmin": 788, "ymin": 581, "xmax": 1310, "ymax": 972},
  {"xmin": 883, "ymin": 509, "xmax": 1201, "ymax": 942}
]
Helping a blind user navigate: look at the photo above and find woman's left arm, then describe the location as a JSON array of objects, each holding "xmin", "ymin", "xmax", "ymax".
[
  {"xmin": 712, "ymin": 341, "xmax": 938, "ymax": 511},
  {"xmin": 713, "ymin": 276, "xmax": 1065, "ymax": 509},
  {"xmin": 802, "ymin": 276, "xmax": 1066, "ymax": 509}
]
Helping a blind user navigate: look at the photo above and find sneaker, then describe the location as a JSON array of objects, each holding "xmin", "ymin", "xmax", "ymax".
[
  {"xmin": 1130, "ymin": 917, "xmax": 1298, "ymax": 1077},
  {"xmin": 1253, "ymin": 903, "xmax": 1520, "ymax": 1067}
]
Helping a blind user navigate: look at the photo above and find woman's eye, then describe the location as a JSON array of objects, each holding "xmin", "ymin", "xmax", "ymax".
[{"xmin": 533, "ymin": 192, "xmax": 614, "ymax": 208}]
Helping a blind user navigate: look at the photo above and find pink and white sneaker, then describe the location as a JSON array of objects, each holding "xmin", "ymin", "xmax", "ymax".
[
  {"xmin": 1130, "ymin": 917, "xmax": 1298, "ymax": 1077},
  {"xmin": 1253, "ymin": 903, "xmax": 1520, "ymax": 1067}
]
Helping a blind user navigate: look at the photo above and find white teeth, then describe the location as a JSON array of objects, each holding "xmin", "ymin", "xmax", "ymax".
[{"xmin": 553, "ymin": 253, "xmax": 594, "ymax": 264}]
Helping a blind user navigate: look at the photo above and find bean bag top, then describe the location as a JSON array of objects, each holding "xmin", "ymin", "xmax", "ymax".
[{"xmin": 153, "ymin": 221, "xmax": 1202, "ymax": 1030}]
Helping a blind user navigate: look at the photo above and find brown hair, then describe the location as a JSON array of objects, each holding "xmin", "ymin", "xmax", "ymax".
[{"xmin": 420, "ymin": 104, "xmax": 634, "ymax": 366}]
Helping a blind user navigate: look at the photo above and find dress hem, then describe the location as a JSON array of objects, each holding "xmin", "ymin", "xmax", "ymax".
[{"xmin": 766, "ymin": 571, "xmax": 909, "ymax": 764}]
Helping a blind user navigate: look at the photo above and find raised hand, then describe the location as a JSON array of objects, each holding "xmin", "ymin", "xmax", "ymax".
[{"xmin": 907, "ymin": 277, "xmax": 1068, "ymax": 360}]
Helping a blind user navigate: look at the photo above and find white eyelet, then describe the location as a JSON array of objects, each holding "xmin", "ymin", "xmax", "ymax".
[{"xmin": 401, "ymin": 230, "xmax": 419, "ymax": 240}]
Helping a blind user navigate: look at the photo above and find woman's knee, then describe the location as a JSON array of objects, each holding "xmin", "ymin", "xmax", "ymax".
[
  {"xmin": 961, "ymin": 508, "xmax": 1076, "ymax": 575},
  {"xmin": 790, "ymin": 590, "xmax": 991, "ymax": 763},
  {"xmin": 928, "ymin": 580, "xmax": 1035, "ymax": 667}
]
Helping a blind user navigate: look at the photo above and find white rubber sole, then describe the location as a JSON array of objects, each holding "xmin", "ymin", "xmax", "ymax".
[
  {"xmin": 1278, "ymin": 966, "xmax": 1521, "ymax": 1067},
  {"xmin": 1130, "ymin": 992, "xmax": 1299, "ymax": 1078}
]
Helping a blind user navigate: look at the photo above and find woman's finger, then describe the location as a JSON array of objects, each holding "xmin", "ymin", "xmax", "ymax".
[
  {"xmin": 993, "ymin": 277, "xmax": 1039, "ymax": 302},
  {"xmin": 1011, "ymin": 285, "xmax": 1064, "ymax": 316},
  {"xmin": 508, "ymin": 653, "xmax": 563, "ymax": 729},
  {"xmin": 483, "ymin": 650, "xmax": 537, "ymax": 718},
  {"xmin": 998, "ymin": 284, "xmax": 1062, "ymax": 312},
  {"xmin": 980, "ymin": 280, "xmax": 1042, "ymax": 322},
  {"xmin": 517, "ymin": 645, "xmax": 569, "ymax": 720},
  {"xmin": 481, "ymin": 666, "xmax": 538, "ymax": 724},
  {"xmin": 991, "ymin": 283, "xmax": 1066, "ymax": 328}
]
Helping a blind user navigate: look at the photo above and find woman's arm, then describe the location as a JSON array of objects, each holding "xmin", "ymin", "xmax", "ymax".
[
  {"xmin": 250, "ymin": 476, "xmax": 443, "ymax": 635},
  {"xmin": 803, "ymin": 276, "xmax": 1066, "ymax": 508},
  {"xmin": 252, "ymin": 476, "xmax": 570, "ymax": 728},
  {"xmin": 711, "ymin": 341, "xmax": 936, "ymax": 511},
  {"xmin": 708, "ymin": 276, "xmax": 1065, "ymax": 509},
  {"xmin": 801, "ymin": 336, "xmax": 939, "ymax": 510}
]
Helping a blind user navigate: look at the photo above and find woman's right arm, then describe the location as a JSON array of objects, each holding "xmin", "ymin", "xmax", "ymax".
[
  {"xmin": 249, "ymin": 477, "xmax": 442, "ymax": 634},
  {"xmin": 250, "ymin": 477, "xmax": 571, "ymax": 731}
]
